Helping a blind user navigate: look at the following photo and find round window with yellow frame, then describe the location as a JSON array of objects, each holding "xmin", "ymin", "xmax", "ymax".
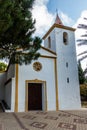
[{"xmin": 33, "ymin": 62, "xmax": 42, "ymax": 71}]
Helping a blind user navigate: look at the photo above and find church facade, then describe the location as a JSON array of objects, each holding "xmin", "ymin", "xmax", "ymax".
[{"xmin": 0, "ymin": 15, "xmax": 81, "ymax": 112}]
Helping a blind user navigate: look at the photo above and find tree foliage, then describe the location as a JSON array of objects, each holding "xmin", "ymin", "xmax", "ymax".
[
  {"xmin": 0, "ymin": 62, "xmax": 7, "ymax": 71},
  {"xmin": 78, "ymin": 61, "xmax": 86, "ymax": 84},
  {"xmin": 0, "ymin": 0, "xmax": 41, "ymax": 65},
  {"xmin": 80, "ymin": 84, "xmax": 87, "ymax": 101}
]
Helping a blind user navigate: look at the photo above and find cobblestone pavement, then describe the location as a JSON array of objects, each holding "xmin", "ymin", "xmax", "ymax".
[{"xmin": 0, "ymin": 110, "xmax": 87, "ymax": 130}]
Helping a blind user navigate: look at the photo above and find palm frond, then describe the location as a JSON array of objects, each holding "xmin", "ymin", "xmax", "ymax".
[
  {"xmin": 77, "ymin": 24, "xmax": 87, "ymax": 29},
  {"xmin": 84, "ymin": 68, "xmax": 87, "ymax": 74},
  {"xmin": 77, "ymin": 39, "xmax": 87, "ymax": 42},
  {"xmin": 81, "ymin": 34, "xmax": 87, "ymax": 37},
  {"xmin": 78, "ymin": 42, "xmax": 87, "ymax": 46},
  {"xmin": 77, "ymin": 17, "xmax": 87, "ymax": 63},
  {"xmin": 84, "ymin": 17, "xmax": 87, "ymax": 20},
  {"xmin": 77, "ymin": 40, "xmax": 87, "ymax": 46},
  {"xmin": 78, "ymin": 55, "xmax": 87, "ymax": 61},
  {"xmin": 78, "ymin": 51, "xmax": 87, "ymax": 56}
]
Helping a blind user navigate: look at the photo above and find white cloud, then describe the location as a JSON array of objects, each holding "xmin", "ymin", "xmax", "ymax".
[
  {"xmin": 59, "ymin": 11, "xmax": 74, "ymax": 26},
  {"xmin": 33, "ymin": 0, "xmax": 49, "ymax": 6},
  {"xmin": 32, "ymin": 0, "xmax": 55, "ymax": 37}
]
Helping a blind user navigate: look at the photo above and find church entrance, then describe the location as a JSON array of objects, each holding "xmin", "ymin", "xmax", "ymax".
[{"xmin": 28, "ymin": 83, "xmax": 42, "ymax": 110}]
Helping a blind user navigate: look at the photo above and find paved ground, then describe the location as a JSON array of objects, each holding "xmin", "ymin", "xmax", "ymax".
[{"xmin": 0, "ymin": 110, "xmax": 87, "ymax": 130}]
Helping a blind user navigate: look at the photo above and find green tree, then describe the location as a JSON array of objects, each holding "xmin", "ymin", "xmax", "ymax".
[
  {"xmin": 78, "ymin": 61, "xmax": 86, "ymax": 84},
  {"xmin": 80, "ymin": 84, "xmax": 87, "ymax": 102},
  {"xmin": 84, "ymin": 62, "xmax": 87, "ymax": 83},
  {"xmin": 0, "ymin": 0, "xmax": 41, "ymax": 65},
  {"xmin": 0, "ymin": 62, "xmax": 7, "ymax": 71}
]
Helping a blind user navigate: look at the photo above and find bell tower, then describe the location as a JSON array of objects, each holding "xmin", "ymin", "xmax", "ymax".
[
  {"xmin": 43, "ymin": 13, "xmax": 81, "ymax": 110},
  {"xmin": 43, "ymin": 13, "xmax": 63, "ymax": 52}
]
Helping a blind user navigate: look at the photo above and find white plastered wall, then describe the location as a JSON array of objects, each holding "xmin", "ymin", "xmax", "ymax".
[
  {"xmin": 44, "ymin": 30, "xmax": 56, "ymax": 52},
  {"xmin": 7, "ymin": 64, "xmax": 15, "ymax": 80},
  {"xmin": 4, "ymin": 64, "xmax": 15, "ymax": 112},
  {"xmin": 55, "ymin": 27, "xmax": 81, "ymax": 109},
  {"xmin": 17, "ymin": 56, "xmax": 56, "ymax": 112},
  {"xmin": 5, "ymin": 78, "xmax": 15, "ymax": 112}
]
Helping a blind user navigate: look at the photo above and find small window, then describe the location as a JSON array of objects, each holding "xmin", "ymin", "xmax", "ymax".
[
  {"xmin": 48, "ymin": 36, "xmax": 51, "ymax": 48},
  {"xmin": 67, "ymin": 78, "xmax": 69, "ymax": 83},
  {"xmin": 63, "ymin": 32, "xmax": 68, "ymax": 45},
  {"xmin": 66, "ymin": 62, "xmax": 68, "ymax": 68}
]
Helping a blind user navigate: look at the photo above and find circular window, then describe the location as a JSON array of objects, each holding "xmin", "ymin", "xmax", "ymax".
[{"xmin": 33, "ymin": 62, "xmax": 42, "ymax": 71}]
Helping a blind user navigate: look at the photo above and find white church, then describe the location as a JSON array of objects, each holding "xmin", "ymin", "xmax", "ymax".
[{"xmin": 0, "ymin": 14, "xmax": 81, "ymax": 112}]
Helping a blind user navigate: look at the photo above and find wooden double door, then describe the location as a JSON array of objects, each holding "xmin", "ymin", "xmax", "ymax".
[{"xmin": 28, "ymin": 83, "xmax": 42, "ymax": 110}]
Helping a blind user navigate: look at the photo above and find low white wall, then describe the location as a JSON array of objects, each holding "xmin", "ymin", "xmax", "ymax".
[
  {"xmin": 0, "ymin": 72, "xmax": 6, "ymax": 100},
  {"xmin": 7, "ymin": 64, "xmax": 15, "ymax": 80},
  {"xmin": 5, "ymin": 82, "xmax": 12, "ymax": 108},
  {"xmin": 4, "ymin": 78, "xmax": 15, "ymax": 112}
]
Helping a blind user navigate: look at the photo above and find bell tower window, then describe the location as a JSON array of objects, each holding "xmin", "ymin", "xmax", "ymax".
[
  {"xmin": 48, "ymin": 36, "xmax": 51, "ymax": 48},
  {"xmin": 67, "ymin": 77, "xmax": 69, "ymax": 83},
  {"xmin": 63, "ymin": 32, "xmax": 68, "ymax": 45}
]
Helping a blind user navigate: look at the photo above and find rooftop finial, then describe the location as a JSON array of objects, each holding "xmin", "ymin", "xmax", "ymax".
[
  {"xmin": 56, "ymin": 9, "xmax": 58, "ymax": 15},
  {"xmin": 55, "ymin": 10, "xmax": 63, "ymax": 25}
]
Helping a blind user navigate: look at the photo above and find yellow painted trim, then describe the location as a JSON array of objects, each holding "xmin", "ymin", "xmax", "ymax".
[
  {"xmin": 15, "ymin": 64, "xmax": 19, "ymax": 112},
  {"xmin": 44, "ymin": 81, "xmax": 47, "ymax": 111},
  {"xmin": 25, "ymin": 83, "xmax": 28, "ymax": 112},
  {"xmin": 40, "ymin": 55, "xmax": 56, "ymax": 59},
  {"xmin": 0, "ymin": 71, "xmax": 6, "ymax": 73},
  {"xmin": 41, "ymin": 46, "xmax": 57, "ymax": 55},
  {"xmin": 43, "ymin": 23, "xmax": 76, "ymax": 39},
  {"xmin": 26, "ymin": 79, "xmax": 46, "ymax": 83},
  {"xmin": 25, "ymin": 79, "xmax": 47, "ymax": 111},
  {"xmin": 54, "ymin": 58, "xmax": 59, "ymax": 110}
]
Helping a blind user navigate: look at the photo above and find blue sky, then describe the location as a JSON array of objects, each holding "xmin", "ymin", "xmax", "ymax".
[{"xmin": 47, "ymin": 0, "xmax": 87, "ymax": 22}]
